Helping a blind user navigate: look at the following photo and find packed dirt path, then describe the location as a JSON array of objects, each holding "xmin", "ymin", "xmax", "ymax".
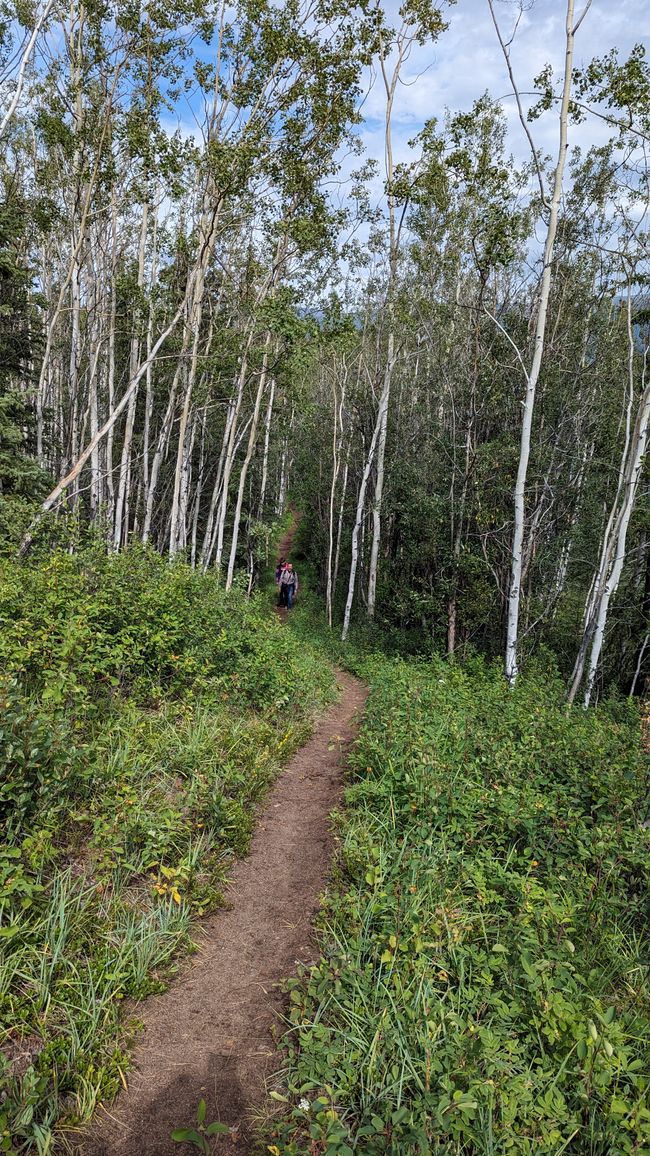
[{"xmin": 78, "ymin": 669, "xmax": 367, "ymax": 1156}]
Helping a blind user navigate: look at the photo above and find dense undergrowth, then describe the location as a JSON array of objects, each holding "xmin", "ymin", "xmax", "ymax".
[
  {"xmin": 0, "ymin": 545, "xmax": 334, "ymax": 1153},
  {"xmin": 270, "ymin": 651, "xmax": 650, "ymax": 1155}
]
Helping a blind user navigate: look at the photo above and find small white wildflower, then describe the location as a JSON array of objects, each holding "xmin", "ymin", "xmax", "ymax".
[{"xmin": 299, "ymin": 1098, "xmax": 310, "ymax": 1111}]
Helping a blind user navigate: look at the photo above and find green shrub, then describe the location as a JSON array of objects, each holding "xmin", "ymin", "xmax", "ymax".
[
  {"xmin": 272, "ymin": 658, "xmax": 650, "ymax": 1155},
  {"xmin": 0, "ymin": 679, "xmax": 74, "ymax": 838},
  {"xmin": 0, "ymin": 545, "xmax": 334, "ymax": 1152}
]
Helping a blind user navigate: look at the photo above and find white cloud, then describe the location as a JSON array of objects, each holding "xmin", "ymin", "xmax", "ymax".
[{"xmin": 359, "ymin": 0, "xmax": 645, "ymax": 177}]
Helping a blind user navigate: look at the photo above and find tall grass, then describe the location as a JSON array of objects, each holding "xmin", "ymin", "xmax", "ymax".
[
  {"xmin": 271, "ymin": 657, "xmax": 650, "ymax": 1155},
  {"xmin": 1, "ymin": 546, "xmax": 335, "ymax": 1152}
]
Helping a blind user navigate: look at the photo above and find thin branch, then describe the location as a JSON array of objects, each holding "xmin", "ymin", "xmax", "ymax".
[
  {"xmin": 486, "ymin": 0, "xmax": 549, "ymax": 208},
  {"xmin": 0, "ymin": 0, "xmax": 56, "ymax": 139},
  {"xmin": 483, "ymin": 307, "xmax": 530, "ymax": 382}
]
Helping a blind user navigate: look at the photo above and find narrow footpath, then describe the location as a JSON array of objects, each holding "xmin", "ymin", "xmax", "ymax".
[{"xmin": 79, "ymin": 669, "xmax": 367, "ymax": 1156}]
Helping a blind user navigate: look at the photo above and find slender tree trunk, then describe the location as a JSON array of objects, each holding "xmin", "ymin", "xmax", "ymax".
[
  {"xmin": 226, "ymin": 338, "xmax": 271, "ymax": 589},
  {"xmin": 630, "ymin": 634, "xmax": 650, "ymax": 697},
  {"xmin": 333, "ymin": 442, "xmax": 350, "ymax": 605},
  {"xmin": 114, "ymin": 206, "xmax": 148, "ymax": 549},
  {"xmin": 326, "ymin": 364, "xmax": 347, "ymax": 627},
  {"xmin": 367, "ymin": 332, "xmax": 396, "ymax": 616},
  {"xmin": 568, "ymin": 293, "xmax": 646, "ymax": 704},
  {"xmin": 105, "ymin": 200, "xmax": 118, "ymax": 520},
  {"xmin": 190, "ymin": 404, "xmax": 208, "ymax": 568},
  {"xmin": 366, "ymin": 32, "xmax": 406, "ymax": 618},
  {"xmin": 581, "ymin": 379, "xmax": 650, "ymax": 706},
  {"xmin": 342, "ymin": 413, "xmax": 383, "ymax": 641},
  {"xmin": 257, "ymin": 374, "xmax": 276, "ymax": 520},
  {"xmin": 214, "ymin": 335, "xmax": 255, "ymax": 572},
  {"xmin": 0, "ymin": 0, "xmax": 56, "ymax": 139},
  {"xmin": 502, "ymin": 0, "xmax": 582, "ymax": 685},
  {"xmin": 21, "ymin": 295, "xmax": 188, "ymax": 554},
  {"xmin": 199, "ymin": 395, "xmax": 237, "ymax": 571}
]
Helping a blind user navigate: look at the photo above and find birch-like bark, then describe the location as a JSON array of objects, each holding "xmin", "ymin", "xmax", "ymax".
[
  {"xmin": 257, "ymin": 375, "xmax": 276, "ymax": 520},
  {"xmin": 114, "ymin": 200, "xmax": 148, "ymax": 549},
  {"xmin": 582, "ymin": 379, "xmax": 650, "ymax": 706},
  {"xmin": 214, "ymin": 334, "xmax": 255, "ymax": 571},
  {"xmin": 169, "ymin": 201, "xmax": 222, "ymax": 555},
  {"xmin": 88, "ymin": 272, "xmax": 102, "ymax": 518},
  {"xmin": 199, "ymin": 395, "xmax": 238, "ymax": 570},
  {"xmin": 142, "ymin": 201, "xmax": 159, "ymax": 513},
  {"xmin": 105, "ymin": 199, "xmax": 119, "ymax": 517},
  {"xmin": 567, "ymin": 290, "xmax": 640, "ymax": 702},
  {"xmin": 366, "ymin": 31, "xmax": 406, "ymax": 618},
  {"xmin": 213, "ymin": 259, "xmax": 280, "ymax": 571},
  {"xmin": 630, "ymin": 634, "xmax": 650, "ymax": 697},
  {"xmin": 367, "ymin": 332, "xmax": 396, "ymax": 616},
  {"xmin": 190, "ymin": 404, "xmax": 208, "ymax": 567},
  {"xmin": 20, "ymin": 295, "xmax": 188, "ymax": 554},
  {"xmin": 225, "ymin": 338, "xmax": 271, "ymax": 589},
  {"xmin": 495, "ymin": 0, "xmax": 586, "ymax": 685},
  {"xmin": 32, "ymin": 7, "xmax": 121, "ymax": 490},
  {"xmin": 277, "ymin": 436, "xmax": 288, "ymax": 516},
  {"xmin": 142, "ymin": 357, "xmax": 184, "ymax": 545},
  {"xmin": 176, "ymin": 405, "xmax": 199, "ymax": 554},
  {"xmin": 447, "ymin": 414, "xmax": 474, "ymax": 657},
  {"xmin": 342, "ymin": 411, "xmax": 383, "ymax": 641},
  {"xmin": 332, "ymin": 442, "xmax": 350, "ymax": 604},
  {"xmin": 0, "ymin": 0, "xmax": 56, "ymax": 139},
  {"xmin": 326, "ymin": 365, "xmax": 347, "ymax": 628}
]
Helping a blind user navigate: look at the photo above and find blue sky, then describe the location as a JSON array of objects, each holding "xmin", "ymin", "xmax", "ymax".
[
  {"xmin": 151, "ymin": 0, "xmax": 645, "ymax": 253},
  {"xmin": 360, "ymin": 0, "xmax": 645, "ymax": 185}
]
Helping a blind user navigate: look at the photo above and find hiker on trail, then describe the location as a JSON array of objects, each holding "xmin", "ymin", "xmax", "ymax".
[
  {"xmin": 275, "ymin": 557, "xmax": 286, "ymax": 585},
  {"xmin": 279, "ymin": 561, "xmax": 298, "ymax": 609}
]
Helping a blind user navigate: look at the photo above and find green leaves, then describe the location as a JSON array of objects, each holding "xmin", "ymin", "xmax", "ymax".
[
  {"xmin": 0, "ymin": 544, "xmax": 334, "ymax": 1149},
  {"xmin": 171, "ymin": 1100, "xmax": 231, "ymax": 1150},
  {"xmin": 273, "ymin": 657, "xmax": 649, "ymax": 1154}
]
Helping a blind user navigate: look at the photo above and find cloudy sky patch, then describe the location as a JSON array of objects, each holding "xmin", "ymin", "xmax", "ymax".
[{"xmin": 362, "ymin": 0, "xmax": 645, "ymax": 171}]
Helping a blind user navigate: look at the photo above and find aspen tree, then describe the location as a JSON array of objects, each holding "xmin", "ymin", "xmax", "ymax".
[
  {"xmin": 568, "ymin": 289, "xmax": 650, "ymax": 705},
  {"xmin": 487, "ymin": 0, "xmax": 592, "ymax": 685}
]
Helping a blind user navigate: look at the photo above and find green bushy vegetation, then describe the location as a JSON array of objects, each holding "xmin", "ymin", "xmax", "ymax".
[
  {"xmin": 270, "ymin": 656, "xmax": 650, "ymax": 1155},
  {"xmin": 0, "ymin": 546, "xmax": 334, "ymax": 1153}
]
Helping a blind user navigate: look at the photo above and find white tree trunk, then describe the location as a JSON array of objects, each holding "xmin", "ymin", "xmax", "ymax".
[
  {"xmin": 567, "ymin": 291, "xmax": 644, "ymax": 704},
  {"xmin": 342, "ymin": 415, "xmax": 383, "ymax": 641},
  {"xmin": 257, "ymin": 375, "xmax": 276, "ymax": 520},
  {"xmin": 190, "ymin": 404, "xmax": 208, "ymax": 568},
  {"xmin": 226, "ymin": 339, "xmax": 271, "ymax": 589},
  {"xmin": 214, "ymin": 340, "xmax": 254, "ymax": 572},
  {"xmin": 332, "ymin": 444, "xmax": 350, "ymax": 606},
  {"xmin": 503, "ymin": 0, "xmax": 582, "ymax": 685},
  {"xmin": 0, "ymin": 0, "xmax": 56, "ymax": 139},
  {"xmin": 326, "ymin": 363, "xmax": 348, "ymax": 627},
  {"xmin": 21, "ymin": 295, "xmax": 188, "ymax": 554},
  {"xmin": 583, "ymin": 381, "xmax": 650, "ymax": 706},
  {"xmin": 367, "ymin": 332, "xmax": 396, "ymax": 616}
]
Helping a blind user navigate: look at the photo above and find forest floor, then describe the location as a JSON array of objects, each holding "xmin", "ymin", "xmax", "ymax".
[{"xmin": 74, "ymin": 521, "xmax": 367, "ymax": 1155}]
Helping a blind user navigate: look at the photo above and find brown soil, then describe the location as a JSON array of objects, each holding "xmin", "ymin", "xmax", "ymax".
[{"xmin": 76, "ymin": 670, "xmax": 367, "ymax": 1156}]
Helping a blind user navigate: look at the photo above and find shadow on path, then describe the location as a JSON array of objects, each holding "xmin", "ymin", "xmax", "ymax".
[{"xmin": 77, "ymin": 670, "xmax": 367, "ymax": 1156}]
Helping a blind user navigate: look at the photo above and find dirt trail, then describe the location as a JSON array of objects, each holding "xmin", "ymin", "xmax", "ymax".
[
  {"xmin": 273, "ymin": 513, "xmax": 300, "ymax": 621},
  {"xmin": 78, "ymin": 669, "xmax": 367, "ymax": 1156}
]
